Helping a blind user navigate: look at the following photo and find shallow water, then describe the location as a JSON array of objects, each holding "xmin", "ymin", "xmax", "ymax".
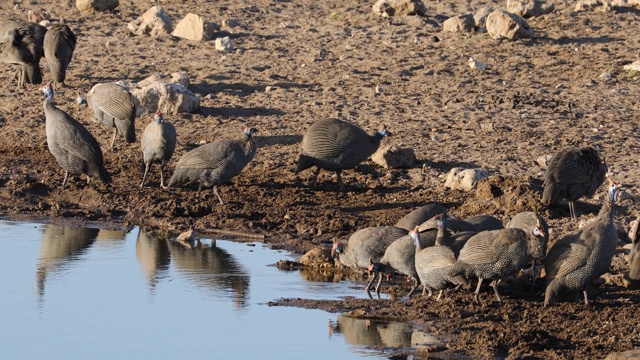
[{"xmin": 0, "ymin": 221, "xmax": 432, "ymax": 359}]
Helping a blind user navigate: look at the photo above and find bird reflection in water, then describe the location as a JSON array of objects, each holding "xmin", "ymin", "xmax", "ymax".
[
  {"xmin": 135, "ymin": 227, "xmax": 171, "ymax": 292},
  {"xmin": 36, "ymin": 223, "xmax": 99, "ymax": 298},
  {"xmin": 167, "ymin": 236, "xmax": 250, "ymax": 310},
  {"xmin": 95, "ymin": 227, "xmax": 130, "ymax": 248}
]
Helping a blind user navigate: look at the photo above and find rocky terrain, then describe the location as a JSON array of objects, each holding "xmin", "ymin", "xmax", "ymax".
[{"xmin": 1, "ymin": 0, "xmax": 640, "ymax": 358}]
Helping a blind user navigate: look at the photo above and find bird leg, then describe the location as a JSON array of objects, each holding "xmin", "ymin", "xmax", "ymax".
[
  {"xmin": 196, "ymin": 183, "xmax": 203, "ymax": 198},
  {"xmin": 582, "ymin": 290, "xmax": 590, "ymax": 306},
  {"xmin": 491, "ymin": 279, "xmax": 503, "ymax": 302},
  {"xmin": 86, "ymin": 175, "xmax": 91, "ymax": 184},
  {"xmin": 374, "ymin": 273, "xmax": 383, "ymax": 298},
  {"xmin": 365, "ymin": 273, "xmax": 377, "ymax": 294},
  {"xmin": 336, "ymin": 170, "xmax": 345, "ymax": 190},
  {"xmin": 569, "ymin": 201, "xmax": 577, "ymax": 221},
  {"xmin": 474, "ymin": 278, "xmax": 484, "ymax": 303},
  {"xmin": 110, "ymin": 128, "xmax": 117, "ymax": 150},
  {"xmin": 140, "ymin": 163, "xmax": 151, "ymax": 188},
  {"xmin": 62, "ymin": 171, "xmax": 69, "ymax": 187},
  {"xmin": 309, "ymin": 166, "xmax": 320, "ymax": 186},
  {"xmin": 407, "ymin": 277, "xmax": 418, "ymax": 297},
  {"xmin": 436, "ymin": 290, "xmax": 443, "ymax": 301},
  {"xmin": 159, "ymin": 167, "xmax": 166, "ymax": 188},
  {"xmin": 213, "ymin": 186, "xmax": 225, "ymax": 205}
]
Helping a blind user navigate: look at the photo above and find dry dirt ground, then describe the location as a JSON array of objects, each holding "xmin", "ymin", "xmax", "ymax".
[{"xmin": 1, "ymin": 0, "xmax": 640, "ymax": 358}]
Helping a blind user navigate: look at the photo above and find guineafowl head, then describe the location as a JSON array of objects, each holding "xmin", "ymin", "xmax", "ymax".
[
  {"xmin": 76, "ymin": 94, "xmax": 87, "ymax": 106},
  {"xmin": 374, "ymin": 125, "xmax": 391, "ymax": 139},
  {"xmin": 410, "ymin": 226, "xmax": 420, "ymax": 246},
  {"xmin": 153, "ymin": 112, "xmax": 164, "ymax": 124},
  {"xmin": 436, "ymin": 213, "xmax": 448, "ymax": 230},
  {"xmin": 331, "ymin": 241, "xmax": 344, "ymax": 258},
  {"xmin": 532, "ymin": 220, "xmax": 545, "ymax": 238},
  {"xmin": 244, "ymin": 127, "xmax": 257, "ymax": 137},
  {"xmin": 367, "ymin": 259, "xmax": 385, "ymax": 275},
  {"xmin": 607, "ymin": 177, "xmax": 621, "ymax": 203},
  {"xmin": 41, "ymin": 82, "xmax": 54, "ymax": 100}
]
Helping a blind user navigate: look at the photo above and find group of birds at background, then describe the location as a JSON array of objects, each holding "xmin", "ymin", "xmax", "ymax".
[{"xmin": 0, "ymin": 18, "xmax": 630, "ymax": 307}]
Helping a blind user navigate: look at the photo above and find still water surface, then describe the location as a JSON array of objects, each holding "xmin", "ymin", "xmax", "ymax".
[{"xmin": 0, "ymin": 221, "xmax": 432, "ymax": 359}]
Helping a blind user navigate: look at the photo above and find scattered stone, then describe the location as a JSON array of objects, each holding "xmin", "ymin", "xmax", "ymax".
[
  {"xmin": 299, "ymin": 246, "xmax": 333, "ymax": 268},
  {"xmin": 172, "ymin": 13, "xmax": 218, "ymax": 41},
  {"xmin": 575, "ymin": 0, "xmax": 613, "ymax": 12},
  {"xmin": 119, "ymin": 73, "xmax": 200, "ymax": 115},
  {"xmin": 599, "ymin": 72, "xmax": 612, "ymax": 81},
  {"xmin": 605, "ymin": 349, "xmax": 640, "ymax": 360},
  {"xmin": 611, "ymin": 0, "xmax": 640, "ymax": 8},
  {"xmin": 507, "ymin": 0, "xmax": 555, "ymax": 18},
  {"xmin": 474, "ymin": 6, "xmax": 494, "ymax": 30},
  {"xmin": 486, "ymin": 9, "xmax": 534, "ymax": 40},
  {"xmin": 443, "ymin": 14, "xmax": 475, "ymax": 33},
  {"xmin": 372, "ymin": 0, "xmax": 427, "ymax": 17},
  {"xmin": 468, "ymin": 57, "xmax": 487, "ymax": 71},
  {"xmin": 127, "ymin": 6, "xmax": 173, "ymax": 37},
  {"xmin": 536, "ymin": 154, "xmax": 552, "ymax": 168},
  {"xmin": 623, "ymin": 60, "xmax": 640, "ymax": 71},
  {"xmin": 374, "ymin": 84, "xmax": 383, "ymax": 94},
  {"xmin": 445, "ymin": 167, "xmax": 489, "ymax": 191},
  {"xmin": 215, "ymin": 36, "xmax": 234, "ymax": 52},
  {"xmin": 372, "ymin": 145, "xmax": 417, "ymax": 169},
  {"xmin": 76, "ymin": 0, "xmax": 119, "ymax": 12}
]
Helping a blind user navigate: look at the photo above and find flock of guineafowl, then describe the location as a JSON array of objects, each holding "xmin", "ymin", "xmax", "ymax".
[{"xmin": 0, "ymin": 18, "xmax": 628, "ymax": 307}]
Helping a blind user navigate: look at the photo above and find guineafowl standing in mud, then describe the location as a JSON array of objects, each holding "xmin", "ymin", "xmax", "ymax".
[
  {"xmin": 140, "ymin": 112, "xmax": 176, "ymax": 188},
  {"xmin": 395, "ymin": 203, "xmax": 447, "ymax": 231},
  {"xmin": 507, "ymin": 211, "xmax": 550, "ymax": 287},
  {"xmin": 168, "ymin": 127, "xmax": 257, "ymax": 205},
  {"xmin": 448, "ymin": 221, "xmax": 546, "ymax": 303},
  {"xmin": 0, "ymin": 20, "xmax": 47, "ymax": 87},
  {"xmin": 544, "ymin": 179, "xmax": 620, "ymax": 307},
  {"xmin": 542, "ymin": 146, "xmax": 607, "ymax": 221},
  {"xmin": 332, "ymin": 226, "xmax": 408, "ymax": 269},
  {"xmin": 77, "ymin": 83, "xmax": 136, "ymax": 150},
  {"xmin": 43, "ymin": 20, "xmax": 76, "ymax": 88},
  {"xmin": 295, "ymin": 118, "xmax": 390, "ymax": 189},
  {"xmin": 41, "ymin": 82, "xmax": 109, "ymax": 186},
  {"xmin": 414, "ymin": 218, "xmax": 468, "ymax": 300}
]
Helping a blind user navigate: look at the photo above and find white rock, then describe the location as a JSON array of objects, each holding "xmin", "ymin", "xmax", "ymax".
[
  {"xmin": 372, "ymin": 0, "xmax": 427, "ymax": 17},
  {"xmin": 486, "ymin": 9, "xmax": 534, "ymax": 40},
  {"xmin": 605, "ymin": 349, "xmax": 640, "ymax": 360},
  {"xmin": 76, "ymin": 0, "xmax": 119, "ymax": 12},
  {"xmin": 623, "ymin": 60, "xmax": 640, "ymax": 71},
  {"xmin": 474, "ymin": 6, "xmax": 494, "ymax": 30},
  {"xmin": 215, "ymin": 36, "xmax": 234, "ymax": 52},
  {"xmin": 127, "ymin": 6, "xmax": 172, "ymax": 37},
  {"xmin": 371, "ymin": 145, "xmax": 417, "ymax": 169},
  {"xmin": 575, "ymin": 0, "xmax": 613, "ymax": 11},
  {"xmin": 507, "ymin": 0, "xmax": 555, "ymax": 18},
  {"xmin": 119, "ymin": 73, "xmax": 200, "ymax": 116},
  {"xmin": 469, "ymin": 57, "xmax": 487, "ymax": 71},
  {"xmin": 536, "ymin": 154, "xmax": 552, "ymax": 167},
  {"xmin": 443, "ymin": 14, "xmax": 475, "ymax": 33},
  {"xmin": 444, "ymin": 168, "xmax": 489, "ymax": 191},
  {"xmin": 172, "ymin": 13, "xmax": 217, "ymax": 41}
]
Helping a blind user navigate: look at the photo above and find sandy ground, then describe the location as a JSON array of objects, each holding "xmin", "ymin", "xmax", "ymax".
[{"xmin": 1, "ymin": 0, "xmax": 640, "ymax": 358}]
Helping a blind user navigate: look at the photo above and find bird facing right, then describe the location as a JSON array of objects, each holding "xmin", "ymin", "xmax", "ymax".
[
  {"xmin": 140, "ymin": 112, "xmax": 177, "ymax": 188},
  {"xmin": 167, "ymin": 126, "xmax": 257, "ymax": 205},
  {"xmin": 544, "ymin": 178, "xmax": 620, "ymax": 307},
  {"xmin": 542, "ymin": 146, "xmax": 607, "ymax": 221},
  {"xmin": 295, "ymin": 118, "xmax": 390, "ymax": 189}
]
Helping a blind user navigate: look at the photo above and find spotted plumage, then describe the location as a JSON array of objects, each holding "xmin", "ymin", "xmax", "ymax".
[{"xmin": 140, "ymin": 112, "xmax": 177, "ymax": 188}]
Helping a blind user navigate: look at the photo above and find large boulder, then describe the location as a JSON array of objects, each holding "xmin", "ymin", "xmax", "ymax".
[
  {"xmin": 172, "ymin": 13, "xmax": 218, "ymax": 41},
  {"xmin": 474, "ymin": 6, "xmax": 494, "ymax": 30},
  {"xmin": 372, "ymin": 0, "xmax": 427, "ymax": 17},
  {"xmin": 445, "ymin": 168, "xmax": 489, "ymax": 191},
  {"xmin": 486, "ymin": 9, "xmax": 534, "ymax": 40},
  {"xmin": 76, "ymin": 0, "xmax": 119, "ymax": 12},
  {"xmin": 119, "ymin": 73, "xmax": 200, "ymax": 116},
  {"xmin": 371, "ymin": 145, "xmax": 417, "ymax": 169},
  {"xmin": 507, "ymin": 0, "xmax": 555, "ymax": 18},
  {"xmin": 443, "ymin": 14, "xmax": 475, "ymax": 33},
  {"xmin": 127, "ymin": 6, "xmax": 173, "ymax": 37}
]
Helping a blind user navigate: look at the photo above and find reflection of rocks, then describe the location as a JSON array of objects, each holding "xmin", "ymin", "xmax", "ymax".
[
  {"xmin": 136, "ymin": 228, "xmax": 171, "ymax": 290},
  {"xmin": 331, "ymin": 315, "xmax": 439, "ymax": 349},
  {"xmin": 36, "ymin": 224, "xmax": 99, "ymax": 297},
  {"xmin": 168, "ymin": 240, "xmax": 250, "ymax": 309},
  {"xmin": 300, "ymin": 268, "xmax": 342, "ymax": 283}
]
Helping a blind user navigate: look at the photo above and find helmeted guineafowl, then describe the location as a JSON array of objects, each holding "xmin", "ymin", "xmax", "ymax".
[
  {"xmin": 140, "ymin": 112, "xmax": 177, "ymax": 188},
  {"xmin": 167, "ymin": 127, "xmax": 257, "ymax": 205},
  {"xmin": 542, "ymin": 146, "xmax": 607, "ymax": 221},
  {"xmin": 41, "ymin": 82, "xmax": 110, "ymax": 186},
  {"xmin": 0, "ymin": 20, "xmax": 46, "ymax": 87},
  {"xmin": 395, "ymin": 203, "xmax": 446, "ymax": 231},
  {"xmin": 295, "ymin": 118, "xmax": 390, "ymax": 188},
  {"xmin": 507, "ymin": 211, "xmax": 550, "ymax": 288},
  {"xmin": 332, "ymin": 226, "xmax": 408, "ymax": 269},
  {"xmin": 465, "ymin": 214, "xmax": 504, "ymax": 231},
  {"xmin": 544, "ymin": 179, "xmax": 620, "ymax": 307},
  {"xmin": 449, "ymin": 222, "xmax": 546, "ymax": 303},
  {"xmin": 77, "ymin": 83, "xmax": 136, "ymax": 150},
  {"xmin": 43, "ymin": 20, "xmax": 76, "ymax": 88},
  {"xmin": 627, "ymin": 216, "xmax": 640, "ymax": 281},
  {"xmin": 414, "ymin": 218, "xmax": 468, "ymax": 300}
]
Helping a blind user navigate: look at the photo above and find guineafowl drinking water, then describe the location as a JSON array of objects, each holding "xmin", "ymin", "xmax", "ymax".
[
  {"xmin": 542, "ymin": 146, "xmax": 607, "ymax": 221},
  {"xmin": 41, "ymin": 82, "xmax": 109, "ymax": 186},
  {"xmin": 77, "ymin": 83, "xmax": 136, "ymax": 150},
  {"xmin": 332, "ymin": 226, "xmax": 408, "ymax": 269},
  {"xmin": 295, "ymin": 118, "xmax": 390, "ymax": 189},
  {"xmin": 167, "ymin": 127, "xmax": 257, "ymax": 205},
  {"xmin": 140, "ymin": 112, "xmax": 176, "ymax": 188},
  {"xmin": 544, "ymin": 178, "xmax": 620, "ymax": 307},
  {"xmin": 43, "ymin": 20, "xmax": 76, "ymax": 88}
]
